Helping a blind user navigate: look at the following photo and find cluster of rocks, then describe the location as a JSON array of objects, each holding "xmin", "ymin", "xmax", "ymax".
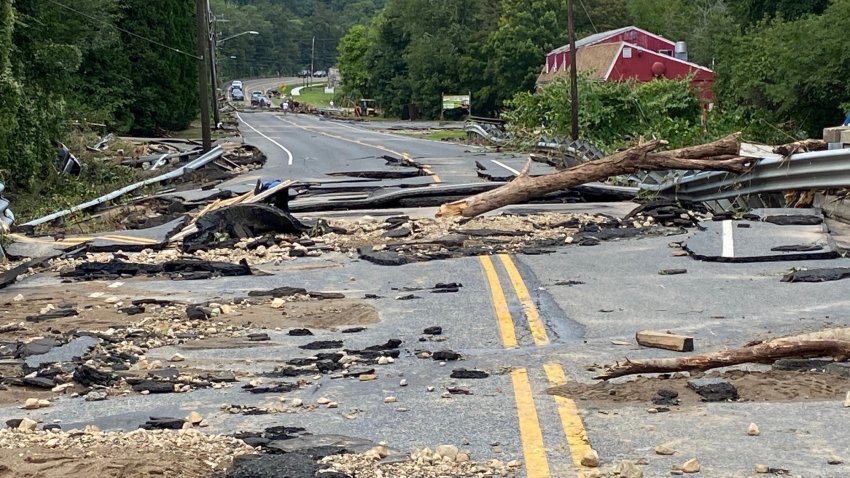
[
  {"xmin": 0, "ymin": 427, "xmax": 253, "ymax": 471},
  {"xmin": 319, "ymin": 445, "xmax": 522, "ymax": 478}
]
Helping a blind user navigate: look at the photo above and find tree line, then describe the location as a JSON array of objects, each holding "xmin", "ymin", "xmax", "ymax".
[
  {"xmin": 0, "ymin": 0, "xmax": 384, "ymax": 192},
  {"xmin": 337, "ymin": 0, "xmax": 847, "ymax": 142}
]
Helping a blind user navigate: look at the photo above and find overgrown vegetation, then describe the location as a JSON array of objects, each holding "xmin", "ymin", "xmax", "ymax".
[
  {"xmin": 505, "ymin": 76, "xmax": 710, "ymax": 151},
  {"xmin": 337, "ymin": 0, "xmax": 848, "ymax": 143}
]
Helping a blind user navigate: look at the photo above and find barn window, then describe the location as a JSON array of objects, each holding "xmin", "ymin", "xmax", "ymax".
[
  {"xmin": 623, "ymin": 47, "xmax": 632, "ymax": 59},
  {"xmin": 659, "ymin": 49, "xmax": 673, "ymax": 56}
]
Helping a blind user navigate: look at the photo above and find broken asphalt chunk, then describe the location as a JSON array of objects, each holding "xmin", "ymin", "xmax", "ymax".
[
  {"xmin": 658, "ymin": 269, "xmax": 688, "ymax": 276},
  {"xmin": 288, "ymin": 328, "xmax": 314, "ymax": 337},
  {"xmin": 782, "ymin": 268, "xmax": 850, "ymax": 283},
  {"xmin": 358, "ymin": 247, "xmax": 408, "ymax": 266},
  {"xmin": 119, "ymin": 305, "xmax": 146, "ymax": 316},
  {"xmin": 652, "ymin": 389, "xmax": 680, "ymax": 406},
  {"xmin": 763, "ymin": 215, "xmax": 823, "ymax": 226},
  {"xmin": 248, "ymin": 333, "xmax": 271, "ymax": 342},
  {"xmin": 432, "ymin": 350, "xmax": 461, "ymax": 361},
  {"xmin": 243, "ymin": 382, "xmax": 299, "ymax": 394},
  {"xmin": 395, "ymin": 294, "xmax": 420, "ymax": 301},
  {"xmin": 186, "ymin": 306, "xmax": 211, "ymax": 320},
  {"xmin": 73, "ymin": 365, "xmax": 113, "ymax": 387},
  {"xmin": 132, "ymin": 380, "xmax": 175, "ymax": 394},
  {"xmin": 687, "ymin": 378, "xmax": 738, "ymax": 402},
  {"xmin": 771, "ymin": 244, "xmax": 824, "ymax": 252},
  {"xmin": 423, "ymin": 326, "xmax": 443, "ymax": 335},
  {"xmin": 25, "ymin": 308, "xmax": 78, "ymax": 323},
  {"xmin": 249, "ymin": 286, "xmax": 308, "ymax": 298},
  {"xmin": 365, "ymin": 339, "xmax": 402, "ymax": 351},
  {"xmin": 342, "ymin": 327, "xmax": 366, "ymax": 334},
  {"xmin": 182, "ymin": 203, "xmax": 308, "ymax": 252},
  {"xmin": 450, "ymin": 369, "xmax": 489, "ymax": 379},
  {"xmin": 299, "ymin": 340, "xmax": 343, "ymax": 350},
  {"xmin": 140, "ymin": 417, "xmax": 185, "ymax": 430}
]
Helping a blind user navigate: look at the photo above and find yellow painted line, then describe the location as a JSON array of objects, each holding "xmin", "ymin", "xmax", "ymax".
[
  {"xmin": 275, "ymin": 116, "xmax": 441, "ymax": 184},
  {"xmin": 544, "ymin": 363, "xmax": 593, "ymax": 470},
  {"xmin": 511, "ymin": 368, "xmax": 551, "ymax": 478},
  {"xmin": 498, "ymin": 254, "xmax": 550, "ymax": 345},
  {"xmin": 479, "ymin": 256, "xmax": 518, "ymax": 348},
  {"xmin": 98, "ymin": 235, "xmax": 160, "ymax": 244}
]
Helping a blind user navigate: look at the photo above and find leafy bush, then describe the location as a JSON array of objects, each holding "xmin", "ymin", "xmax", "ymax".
[{"xmin": 503, "ymin": 76, "xmax": 710, "ymax": 151}]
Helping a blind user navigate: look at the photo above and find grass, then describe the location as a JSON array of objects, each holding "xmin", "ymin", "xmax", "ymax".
[
  {"xmin": 396, "ymin": 129, "xmax": 469, "ymax": 142},
  {"xmin": 11, "ymin": 130, "xmax": 144, "ymax": 226},
  {"xmin": 292, "ymin": 85, "xmax": 334, "ymax": 108}
]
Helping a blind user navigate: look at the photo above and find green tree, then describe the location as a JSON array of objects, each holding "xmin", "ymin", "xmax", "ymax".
[
  {"xmin": 729, "ymin": 0, "xmax": 828, "ymax": 26},
  {"xmin": 482, "ymin": 0, "xmax": 567, "ymax": 112},
  {"xmin": 118, "ymin": 0, "xmax": 199, "ymax": 134},
  {"xmin": 715, "ymin": 0, "xmax": 850, "ymax": 139},
  {"xmin": 337, "ymin": 23, "xmax": 376, "ymax": 98}
]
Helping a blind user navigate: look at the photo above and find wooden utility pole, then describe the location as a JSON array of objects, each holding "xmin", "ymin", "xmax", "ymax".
[
  {"xmin": 567, "ymin": 0, "xmax": 579, "ymax": 140},
  {"xmin": 208, "ymin": 9, "xmax": 221, "ymax": 128},
  {"xmin": 195, "ymin": 0, "xmax": 212, "ymax": 151}
]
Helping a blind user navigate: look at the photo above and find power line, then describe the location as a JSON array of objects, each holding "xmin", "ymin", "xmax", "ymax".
[
  {"xmin": 45, "ymin": 0, "xmax": 202, "ymax": 60},
  {"xmin": 577, "ymin": 0, "xmax": 598, "ymax": 33}
]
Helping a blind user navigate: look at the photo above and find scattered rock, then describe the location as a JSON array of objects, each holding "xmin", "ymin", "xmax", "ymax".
[
  {"xmin": 828, "ymin": 456, "xmax": 844, "ymax": 465},
  {"xmin": 658, "ymin": 269, "xmax": 688, "ymax": 275},
  {"xmin": 248, "ymin": 333, "xmax": 271, "ymax": 342},
  {"xmin": 271, "ymin": 298, "xmax": 286, "ymax": 309},
  {"xmin": 291, "ymin": 398, "xmax": 303, "ymax": 407},
  {"xmin": 399, "ymin": 379, "xmax": 408, "ymax": 387},
  {"xmin": 170, "ymin": 353, "xmax": 186, "ymax": 362},
  {"xmin": 755, "ymin": 464, "xmax": 769, "ymax": 473},
  {"xmin": 747, "ymin": 423, "xmax": 760, "ymax": 436},
  {"xmin": 436, "ymin": 444, "xmax": 459, "ymax": 460},
  {"xmin": 384, "ymin": 396, "xmax": 397, "ymax": 404},
  {"xmin": 85, "ymin": 390, "xmax": 108, "ymax": 401},
  {"xmin": 681, "ymin": 458, "xmax": 700, "ymax": 473},
  {"xmin": 18, "ymin": 418, "xmax": 38, "ymax": 432},
  {"xmin": 655, "ymin": 445, "xmax": 676, "ymax": 456},
  {"xmin": 358, "ymin": 374, "xmax": 377, "ymax": 382},
  {"xmin": 844, "ymin": 391, "xmax": 850, "ymax": 408},
  {"xmin": 317, "ymin": 397, "xmax": 331, "ymax": 405},
  {"xmin": 186, "ymin": 411, "xmax": 203, "ymax": 425},
  {"xmin": 581, "ymin": 449, "xmax": 600, "ymax": 467}
]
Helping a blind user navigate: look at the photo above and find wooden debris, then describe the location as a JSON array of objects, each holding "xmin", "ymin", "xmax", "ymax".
[
  {"xmin": 596, "ymin": 339, "xmax": 850, "ymax": 380},
  {"xmin": 436, "ymin": 134, "xmax": 750, "ymax": 218},
  {"xmin": 636, "ymin": 330, "xmax": 694, "ymax": 352}
]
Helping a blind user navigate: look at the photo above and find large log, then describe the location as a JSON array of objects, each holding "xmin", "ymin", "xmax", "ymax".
[
  {"xmin": 437, "ymin": 134, "xmax": 749, "ymax": 218},
  {"xmin": 595, "ymin": 339, "xmax": 850, "ymax": 380}
]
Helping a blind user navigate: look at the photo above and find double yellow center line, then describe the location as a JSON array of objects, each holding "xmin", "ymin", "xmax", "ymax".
[{"xmin": 480, "ymin": 253, "xmax": 593, "ymax": 477}]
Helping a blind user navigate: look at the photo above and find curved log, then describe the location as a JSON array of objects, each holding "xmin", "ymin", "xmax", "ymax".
[{"xmin": 595, "ymin": 340, "xmax": 850, "ymax": 380}]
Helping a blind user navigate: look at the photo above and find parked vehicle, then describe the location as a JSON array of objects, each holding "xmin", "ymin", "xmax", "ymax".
[
  {"xmin": 231, "ymin": 88, "xmax": 244, "ymax": 101},
  {"xmin": 232, "ymin": 80, "xmax": 243, "ymax": 90},
  {"xmin": 313, "ymin": 70, "xmax": 327, "ymax": 78},
  {"xmin": 250, "ymin": 91, "xmax": 263, "ymax": 106},
  {"xmin": 298, "ymin": 69, "xmax": 310, "ymax": 78}
]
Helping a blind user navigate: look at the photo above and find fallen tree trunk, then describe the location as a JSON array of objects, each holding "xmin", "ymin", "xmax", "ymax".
[
  {"xmin": 437, "ymin": 134, "xmax": 749, "ymax": 218},
  {"xmin": 773, "ymin": 139, "xmax": 828, "ymax": 156},
  {"xmin": 595, "ymin": 339, "xmax": 850, "ymax": 380}
]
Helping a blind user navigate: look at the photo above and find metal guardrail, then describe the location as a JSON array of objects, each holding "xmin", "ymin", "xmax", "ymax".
[
  {"xmin": 23, "ymin": 146, "xmax": 225, "ymax": 227},
  {"xmin": 642, "ymin": 147, "xmax": 850, "ymax": 203},
  {"xmin": 464, "ymin": 120, "xmax": 607, "ymax": 163}
]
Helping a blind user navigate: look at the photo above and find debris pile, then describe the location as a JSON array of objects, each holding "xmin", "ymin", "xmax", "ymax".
[
  {"xmin": 319, "ymin": 446, "xmax": 522, "ymax": 477},
  {"xmin": 0, "ymin": 427, "xmax": 253, "ymax": 475}
]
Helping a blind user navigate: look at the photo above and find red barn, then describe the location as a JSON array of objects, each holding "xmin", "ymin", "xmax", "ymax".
[{"xmin": 537, "ymin": 26, "xmax": 714, "ymax": 101}]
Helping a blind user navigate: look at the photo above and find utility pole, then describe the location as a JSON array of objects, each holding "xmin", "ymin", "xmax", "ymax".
[
  {"xmin": 310, "ymin": 35, "xmax": 315, "ymax": 88},
  {"xmin": 208, "ymin": 9, "xmax": 221, "ymax": 128},
  {"xmin": 195, "ymin": 0, "xmax": 212, "ymax": 151},
  {"xmin": 567, "ymin": 0, "xmax": 579, "ymax": 140}
]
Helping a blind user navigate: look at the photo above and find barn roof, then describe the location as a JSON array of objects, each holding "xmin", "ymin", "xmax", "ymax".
[
  {"xmin": 549, "ymin": 26, "xmax": 676, "ymax": 55},
  {"xmin": 538, "ymin": 43, "xmax": 622, "ymax": 85}
]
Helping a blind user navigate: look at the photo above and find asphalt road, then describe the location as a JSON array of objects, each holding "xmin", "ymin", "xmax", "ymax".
[
  {"xmin": 229, "ymin": 110, "xmax": 538, "ymax": 194},
  {"xmin": 5, "ymin": 108, "xmax": 850, "ymax": 477}
]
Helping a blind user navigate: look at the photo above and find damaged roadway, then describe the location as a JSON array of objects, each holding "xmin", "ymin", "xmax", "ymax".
[{"xmin": 4, "ymin": 108, "xmax": 850, "ymax": 477}]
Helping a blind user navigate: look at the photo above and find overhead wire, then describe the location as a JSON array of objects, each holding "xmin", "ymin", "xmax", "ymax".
[
  {"xmin": 45, "ymin": 0, "xmax": 202, "ymax": 60},
  {"xmin": 577, "ymin": 0, "xmax": 598, "ymax": 33}
]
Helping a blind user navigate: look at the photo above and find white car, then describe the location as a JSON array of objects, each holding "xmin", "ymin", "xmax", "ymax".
[{"xmin": 232, "ymin": 80, "xmax": 243, "ymax": 90}]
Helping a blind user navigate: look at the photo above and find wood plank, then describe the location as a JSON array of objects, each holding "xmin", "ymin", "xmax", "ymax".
[{"xmin": 635, "ymin": 330, "xmax": 694, "ymax": 352}]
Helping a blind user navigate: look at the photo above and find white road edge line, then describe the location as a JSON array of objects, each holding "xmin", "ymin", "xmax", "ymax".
[
  {"xmin": 236, "ymin": 112, "xmax": 294, "ymax": 166},
  {"xmin": 491, "ymin": 160, "xmax": 521, "ymax": 175},
  {"xmin": 722, "ymin": 220, "xmax": 735, "ymax": 258}
]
